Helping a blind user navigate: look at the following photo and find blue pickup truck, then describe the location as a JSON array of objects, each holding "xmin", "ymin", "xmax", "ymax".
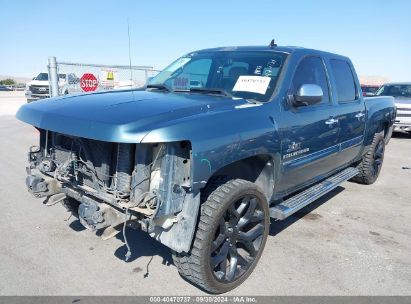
[{"xmin": 17, "ymin": 43, "xmax": 395, "ymax": 293}]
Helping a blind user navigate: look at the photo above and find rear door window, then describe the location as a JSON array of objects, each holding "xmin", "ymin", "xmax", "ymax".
[{"xmin": 330, "ymin": 59, "xmax": 357, "ymax": 102}]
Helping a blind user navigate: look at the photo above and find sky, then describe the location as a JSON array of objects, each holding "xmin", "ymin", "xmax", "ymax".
[{"xmin": 1, "ymin": 0, "xmax": 410, "ymax": 81}]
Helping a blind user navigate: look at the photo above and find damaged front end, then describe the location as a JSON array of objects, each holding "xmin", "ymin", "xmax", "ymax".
[{"xmin": 26, "ymin": 129, "xmax": 200, "ymax": 253}]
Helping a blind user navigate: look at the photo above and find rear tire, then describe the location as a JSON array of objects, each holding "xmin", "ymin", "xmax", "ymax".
[
  {"xmin": 352, "ymin": 132, "xmax": 385, "ymax": 185},
  {"xmin": 173, "ymin": 179, "xmax": 269, "ymax": 294}
]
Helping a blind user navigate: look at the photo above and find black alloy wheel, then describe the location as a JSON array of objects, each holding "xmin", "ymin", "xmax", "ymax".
[
  {"xmin": 172, "ymin": 178, "xmax": 269, "ymax": 294},
  {"xmin": 210, "ymin": 195, "xmax": 265, "ymax": 282},
  {"xmin": 351, "ymin": 131, "xmax": 385, "ymax": 185},
  {"xmin": 372, "ymin": 139, "xmax": 384, "ymax": 175}
]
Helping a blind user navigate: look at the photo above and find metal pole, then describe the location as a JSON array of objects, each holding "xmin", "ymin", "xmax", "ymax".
[
  {"xmin": 47, "ymin": 64, "xmax": 52, "ymax": 97},
  {"xmin": 48, "ymin": 57, "xmax": 59, "ymax": 97}
]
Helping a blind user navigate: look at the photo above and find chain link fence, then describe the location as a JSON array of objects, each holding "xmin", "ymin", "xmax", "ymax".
[{"xmin": 47, "ymin": 57, "xmax": 160, "ymax": 97}]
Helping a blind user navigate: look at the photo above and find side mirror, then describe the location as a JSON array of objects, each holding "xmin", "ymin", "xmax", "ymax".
[{"xmin": 292, "ymin": 84, "xmax": 323, "ymax": 106}]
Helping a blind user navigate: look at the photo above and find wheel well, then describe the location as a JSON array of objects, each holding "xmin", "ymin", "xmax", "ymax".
[{"xmin": 203, "ymin": 155, "xmax": 275, "ymax": 202}]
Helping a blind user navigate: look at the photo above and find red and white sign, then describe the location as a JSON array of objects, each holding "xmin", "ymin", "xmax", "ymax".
[{"xmin": 80, "ymin": 73, "xmax": 98, "ymax": 92}]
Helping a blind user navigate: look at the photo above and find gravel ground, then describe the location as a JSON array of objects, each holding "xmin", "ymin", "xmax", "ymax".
[{"xmin": 0, "ymin": 92, "xmax": 410, "ymax": 295}]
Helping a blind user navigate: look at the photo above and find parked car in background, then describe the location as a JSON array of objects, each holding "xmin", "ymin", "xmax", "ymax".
[
  {"xmin": 361, "ymin": 84, "xmax": 380, "ymax": 96},
  {"xmin": 17, "ymin": 44, "xmax": 395, "ymax": 293},
  {"xmin": 14, "ymin": 83, "xmax": 26, "ymax": 91},
  {"xmin": 376, "ymin": 82, "xmax": 411, "ymax": 132},
  {"xmin": 0, "ymin": 85, "xmax": 13, "ymax": 91},
  {"xmin": 25, "ymin": 72, "xmax": 79, "ymax": 102}
]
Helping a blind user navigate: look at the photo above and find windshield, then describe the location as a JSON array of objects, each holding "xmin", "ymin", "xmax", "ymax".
[
  {"xmin": 376, "ymin": 84, "xmax": 411, "ymax": 98},
  {"xmin": 35, "ymin": 73, "xmax": 48, "ymax": 81},
  {"xmin": 362, "ymin": 86, "xmax": 379, "ymax": 93},
  {"xmin": 148, "ymin": 51, "xmax": 288, "ymax": 102}
]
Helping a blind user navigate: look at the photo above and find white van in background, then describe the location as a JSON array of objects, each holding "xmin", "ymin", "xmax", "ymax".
[{"xmin": 25, "ymin": 72, "xmax": 79, "ymax": 102}]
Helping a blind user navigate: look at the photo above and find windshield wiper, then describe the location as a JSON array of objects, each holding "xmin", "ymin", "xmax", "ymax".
[
  {"xmin": 146, "ymin": 83, "xmax": 172, "ymax": 92},
  {"xmin": 189, "ymin": 88, "xmax": 262, "ymax": 103},
  {"xmin": 189, "ymin": 87, "xmax": 233, "ymax": 98}
]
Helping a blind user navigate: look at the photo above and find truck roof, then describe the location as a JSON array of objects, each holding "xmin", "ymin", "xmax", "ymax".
[{"xmin": 195, "ymin": 45, "xmax": 350, "ymax": 60}]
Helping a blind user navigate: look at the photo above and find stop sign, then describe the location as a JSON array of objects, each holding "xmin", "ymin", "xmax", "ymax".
[{"xmin": 80, "ymin": 73, "xmax": 98, "ymax": 92}]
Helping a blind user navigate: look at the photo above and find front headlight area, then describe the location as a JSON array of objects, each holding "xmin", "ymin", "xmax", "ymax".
[
  {"xmin": 25, "ymin": 129, "xmax": 193, "ymax": 232},
  {"xmin": 127, "ymin": 141, "xmax": 192, "ymax": 220}
]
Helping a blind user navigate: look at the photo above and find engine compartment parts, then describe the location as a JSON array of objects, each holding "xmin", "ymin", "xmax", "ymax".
[
  {"xmin": 78, "ymin": 197, "xmax": 126, "ymax": 231},
  {"xmin": 24, "ymin": 130, "xmax": 197, "ymax": 254}
]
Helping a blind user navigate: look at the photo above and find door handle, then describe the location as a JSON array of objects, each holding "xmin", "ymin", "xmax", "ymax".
[
  {"xmin": 355, "ymin": 112, "xmax": 365, "ymax": 119},
  {"xmin": 325, "ymin": 118, "xmax": 338, "ymax": 125}
]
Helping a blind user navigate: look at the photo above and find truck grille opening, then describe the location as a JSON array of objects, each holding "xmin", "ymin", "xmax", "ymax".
[
  {"xmin": 29, "ymin": 85, "xmax": 49, "ymax": 94},
  {"xmin": 46, "ymin": 132, "xmax": 134, "ymax": 196},
  {"xmin": 54, "ymin": 133, "xmax": 112, "ymax": 186},
  {"xmin": 33, "ymin": 130, "xmax": 192, "ymax": 214}
]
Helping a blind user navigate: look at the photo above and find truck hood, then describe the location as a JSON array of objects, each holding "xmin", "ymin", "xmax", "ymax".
[
  {"xmin": 16, "ymin": 89, "xmax": 250, "ymax": 143},
  {"xmin": 28, "ymin": 80, "xmax": 49, "ymax": 86},
  {"xmin": 394, "ymin": 97, "xmax": 411, "ymax": 108},
  {"xmin": 28, "ymin": 80, "xmax": 66, "ymax": 86}
]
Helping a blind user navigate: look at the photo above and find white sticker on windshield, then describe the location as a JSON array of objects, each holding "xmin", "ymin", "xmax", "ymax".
[{"xmin": 232, "ymin": 76, "xmax": 271, "ymax": 95}]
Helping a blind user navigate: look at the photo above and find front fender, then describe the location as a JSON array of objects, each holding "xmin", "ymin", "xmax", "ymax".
[{"xmin": 141, "ymin": 103, "xmax": 281, "ymax": 191}]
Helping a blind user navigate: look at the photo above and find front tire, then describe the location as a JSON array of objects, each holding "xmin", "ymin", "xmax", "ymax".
[
  {"xmin": 352, "ymin": 132, "xmax": 385, "ymax": 185},
  {"xmin": 173, "ymin": 179, "xmax": 269, "ymax": 294}
]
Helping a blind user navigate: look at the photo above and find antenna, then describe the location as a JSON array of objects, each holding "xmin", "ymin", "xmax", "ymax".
[
  {"xmin": 269, "ymin": 39, "xmax": 277, "ymax": 48},
  {"xmin": 127, "ymin": 19, "xmax": 133, "ymax": 84}
]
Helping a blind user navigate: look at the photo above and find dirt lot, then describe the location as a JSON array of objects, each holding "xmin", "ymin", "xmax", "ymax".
[{"xmin": 0, "ymin": 92, "xmax": 410, "ymax": 295}]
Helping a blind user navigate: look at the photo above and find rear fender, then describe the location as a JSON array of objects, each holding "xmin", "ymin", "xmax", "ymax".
[{"xmin": 363, "ymin": 97, "xmax": 395, "ymax": 149}]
